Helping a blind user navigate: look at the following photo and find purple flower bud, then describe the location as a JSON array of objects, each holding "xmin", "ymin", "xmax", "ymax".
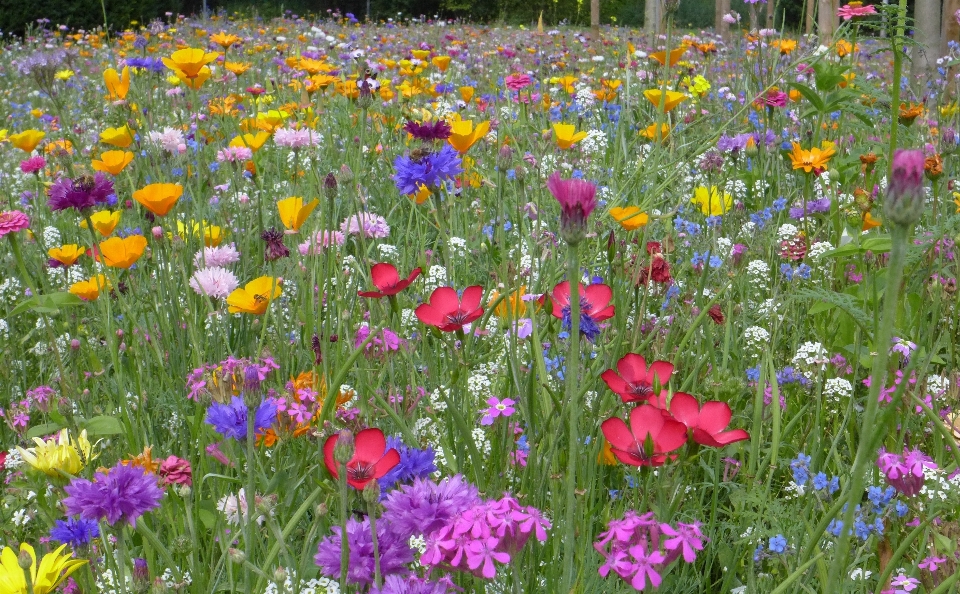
[
  {"xmin": 333, "ymin": 429, "xmax": 355, "ymax": 465},
  {"xmin": 883, "ymin": 149, "xmax": 925, "ymax": 227},
  {"xmin": 547, "ymin": 172, "xmax": 596, "ymax": 245}
]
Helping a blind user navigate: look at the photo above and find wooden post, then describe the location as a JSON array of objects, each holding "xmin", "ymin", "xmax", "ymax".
[
  {"xmin": 817, "ymin": 0, "xmax": 837, "ymax": 39},
  {"xmin": 942, "ymin": 0, "xmax": 960, "ymax": 55},
  {"xmin": 591, "ymin": 0, "xmax": 600, "ymax": 38},
  {"xmin": 766, "ymin": 0, "xmax": 776, "ymax": 29},
  {"xmin": 805, "ymin": 0, "xmax": 815, "ymax": 35},
  {"xmin": 911, "ymin": 0, "xmax": 941, "ymax": 81},
  {"xmin": 716, "ymin": 0, "xmax": 731, "ymax": 41}
]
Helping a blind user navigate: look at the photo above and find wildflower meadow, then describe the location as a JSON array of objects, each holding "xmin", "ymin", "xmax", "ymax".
[{"xmin": 2, "ymin": 2, "xmax": 960, "ymax": 592}]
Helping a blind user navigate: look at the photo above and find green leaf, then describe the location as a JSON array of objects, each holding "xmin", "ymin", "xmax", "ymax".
[
  {"xmin": 26, "ymin": 422, "xmax": 63, "ymax": 439},
  {"xmin": 789, "ymin": 82, "xmax": 825, "ymax": 112},
  {"xmin": 83, "ymin": 415, "xmax": 124, "ymax": 437},
  {"xmin": 9, "ymin": 292, "xmax": 86, "ymax": 317}
]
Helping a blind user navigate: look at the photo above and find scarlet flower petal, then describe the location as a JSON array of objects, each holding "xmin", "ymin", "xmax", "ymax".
[
  {"xmin": 668, "ymin": 392, "xmax": 701, "ymax": 429},
  {"xmin": 584, "ymin": 283, "xmax": 613, "ymax": 310},
  {"xmin": 372, "ymin": 447, "xmax": 401, "ymax": 478},
  {"xmin": 429, "ymin": 286, "xmax": 461, "ymax": 312},
  {"xmin": 698, "ymin": 401, "xmax": 734, "ymax": 435},
  {"xmin": 415, "ymin": 303, "xmax": 445, "ymax": 327},
  {"xmin": 353, "ymin": 428, "xmax": 388, "ymax": 463},
  {"xmin": 600, "ymin": 417, "xmax": 635, "ymax": 452},
  {"xmin": 656, "ymin": 417, "xmax": 690, "ymax": 453},
  {"xmin": 459, "ymin": 285, "xmax": 484, "ymax": 311},
  {"xmin": 600, "ymin": 368, "xmax": 631, "ymax": 398},
  {"xmin": 617, "ymin": 354, "xmax": 650, "ymax": 384},
  {"xmin": 323, "ymin": 434, "xmax": 339, "ymax": 479},
  {"xmin": 628, "ymin": 404, "xmax": 666, "ymax": 440},
  {"xmin": 370, "ymin": 262, "xmax": 400, "ymax": 290}
]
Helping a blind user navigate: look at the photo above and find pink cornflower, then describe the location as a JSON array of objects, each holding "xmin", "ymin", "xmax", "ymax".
[
  {"xmin": 189, "ymin": 266, "xmax": 239, "ymax": 298},
  {"xmin": 193, "ymin": 244, "xmax": 241, "ymax": 268},
  {"xmin": 274, "ymin": 127, "xmax": 321, "ymax": 149},
  {"xmin": 340, "ymin": 213, "xmax": 390, "ymax": 238},
  {"xmin": 480, "ymin": 397, "xmax": 515, "ymax": 425},
  {"xmin": 19, "ymin": 155, "xmax": 46, "ymax": 174},
  {"xmin": 838, "ymin": 3, "xmax": 877, "ymax": 20},
  {"xmin": 147, "ymin": 127, "xmax": 186, "ymax": 154},
  {"xmin": 0, "ymin": 210, "xmax": 30, "ymax": 237},
  {"xmin": 547, "ymin": 172, "xmax": 597, "ymax": 244},
  {"xmin": 298, "ymin": 230, "xmax": 345, "ymax": 255},
  {"xmin": 215, "ymin": 146, "xmax": 253, "ymax": 162}
]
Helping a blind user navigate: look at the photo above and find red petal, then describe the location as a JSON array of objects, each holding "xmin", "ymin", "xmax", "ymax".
[
  {"xmin": 460, "ymin": 285, "xmax": 484, "ymax": 310},
  {"xmin": 461, "ymin": 308, "xmax": 484, "ymax": 326},
  {"xmin": 592, "ymin": 305, "xmax": 616, "ymax": 322},
  {"xmin": 584, "ymin": 283, "xmax": 613, "ymax": 309},
  {"xmin": 429, "ymin": 286, "xmax": 460, "ymax": 313},
  {"xmin": 601, "ymin": 417, "xmax": 635, "ymax": 451},
  {"xmin": 629, "ymin": 404, "xmax": 665, "ymax": 440},
  {"xmin": 668, "ymin": 392, "xmax": 701, "ymax": 430},
  {"xmin": 600, "ymin": 368, "xmax": 630, "ymax": 398},
  {"xmin": 551, "ymin": 281, "xmax": 571, "ymax": 310},
  {"xmin": 617, "ymin": 354, "xmax": 649, "ymax": 384},
  {"xmin": 710, "ymin": 428, "xmax": 750, "ymax": 446},
  {"xmin": 358, "ymin": 290, "xmax": 388, "ymax": 298},
  {"xmin": 698, "ymin": 401, "xmax": 733, "ymax": 435},
  {"xmin": 370, "ymin": 263, "xmax": 400, "ymax": 290},
  {"xmin": 353, "ymin": 428, "xmax": 386, "ymax": 463},
  {"xmin": 415, "ymin": 304, "xmax": 444, "ymax": 327},
  {"xmin": 373, "ymin": 447, "xmax": 401, "ymax": 478},
  {"xmin": 610, "ymin": 448, "xmax": 646, "ymax": 466},
  {"xmin": 405, "ymin": 267, "xmax": 423, "ymax": 284},
  {"xmin": 648, "ymin": 360, "xmax": 675, "ymax": 387},
  {"xmin": 655, "ymin": 418, "xmax": 689, "ymax": 453},
  {"xmin": 323, "ymin": 434, "xmax": 340, "ymax": 479}
]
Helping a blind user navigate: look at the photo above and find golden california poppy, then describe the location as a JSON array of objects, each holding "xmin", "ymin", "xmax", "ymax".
[
  {"xmin": 649, "ymin": 46, "xmax": 687, "ymax": 67},
  {"xmin": 643, "ymin": 89, "xmax": 688, "ymax": 113},
  {"xmin": 48, "ymin": 244, "xmax": 84, "ymax": 267},
  {"xmin": 226, "ymin": 276, "xmax": 282, "ymax": 315},
  {"xmin": 448, "ymin": 119, "xmax": 490, "ymax": 154},
  {"xmin": 99, "ymin": 235, "xmax": 147, "ymax": 268},
  {"xmin": 210, "ymin": 32, "xmax": 241, "ymax": 50},
  {"xmin": 69, "ymin": 275, "xmax": 111, "ymax": 301},
  {"xmin": 224, "ymin": 62, "xmax": 251, "ymax": 76},
  {"xmin": 9, "ymin": 130, "xmax": 45, "ymax": 153},
  {"xmin": 639, "ymin": 123, "xmax": 671, "ymax": 142},
  {"xmin": 862, "ymin": 211, "xmax": 882, "ymax": 230},
  {"xmin": 410, "ymin": 183, "xmax": 432, "ymax": 204},
  {"xmin": 552, "ymin": 123, "xmax": 587, "ymax": 150},
  {"xmin": 91, "ymin": 150, "xmax": 134, "ymax": 175},
  {"xmin": 229, "ymin": 132, "xmax": 270, "ymax": 152},
  {"xmin": 431, "ymin": 56, "xmax": 452, "ymax": 71},
  {"xmin": 490, "ymin": 285, "xmax": 527, "ymax": 319},
  {"xmin": 459, "ymin": 86, "xmax": 475, "ymax": 103},
  {"xmin": 162, "ymin": 48, "xmax": 219, "ymax": 80},
  {"xmin": 691, "ymin": 186, "xmax": 733, "ymax": 216},
  {"xmin": 788, "ymin": 141, "xmax": 836, "ymax": 174},
  {"xmin": 80, "ymin": 210, "xmax": 121, "ymax": 236},
  {"xmin": 103, "ymin": 66, "xmax": 130, "ymax": 100},
  {"xmin": 133, "ymin": 183, "xmax": 183, "ymax": 217},
  {"xmin": 277, "ymin": 196, "xmax": 319, "ymax": 232},
  {"xmin": 99, "ymin": 125, "xmax": 135, "ymax": 148},
  {"xmin": 610, "ymin": 206, "xmax": 649, "ymax": 231}
]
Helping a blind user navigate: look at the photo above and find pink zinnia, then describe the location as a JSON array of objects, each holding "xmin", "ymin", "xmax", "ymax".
[
  {"xmin": 0, "ymin": 210, "xmax": 30, "ymax": 237},
  {"xmin": 189, "ymin": 266, "xmax": 239, "ymax": 298},
  {"xmin": 19, "ymin": 155, "xmax": 46, "ymax": 174},
  {"xmin": 547, "ymin": 172, "xmax": 597, "ymax": 244},
  {"xmin": 837, "ymin": 3, "xmax": 877, "ymax": 19},
  {"xmin": 505, "ymin": 73, "xmax": 533, "ymax": 92}
]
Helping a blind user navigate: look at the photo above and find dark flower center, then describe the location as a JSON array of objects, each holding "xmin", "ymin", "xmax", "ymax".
[
  {"xmin": 348, "ymin": 462, "xmax": 374, "ymax": 482},
  {"xmin": 628, "ymin": 383, "xmax": 653, "ymax": 397},
  {"xmin": 445, "ymin": 310, "xmax": 469, "ymax": 325}
]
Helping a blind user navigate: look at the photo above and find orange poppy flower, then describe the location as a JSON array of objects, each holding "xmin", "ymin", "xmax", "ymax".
[
  {"xmin": 448, "ymin": 119, "xmax": 490, "ymax": 154},
  {"xmin": 103, "ymin": 66, "xmax": 130, "ymax": 101},
  {"xmin": 133, "ymin": 183, "xmax": 183, "ymax": 217},
  {"xmin": 91, "ymin": 150, "xmax": 134, "ymax": 175},
  {"xmin": 643, "ymin": 89, "xmax": 688, "ymax": 113},
  {"xmin": 459, "ymin": 86, "xmax": 475, "ymax": 103},
  {"xmin": 80, "ymin": 210, "xmax": 121, "ymax": 236},
  {"xmin": 210, "ymin": 32, "xmax": 241, "ymax": 50},
  {"xmin": 552, "ymin": 123, "xmax": 587, "ymax": 149},
  {"xmin": 610, "ymin": 206, "xmax": 649, "ymax": 231},
  {"xmin": 226, "ymin": 276, "xmax": 282, "ymax": 315},
  {"xmin": 99, "ymin": 235, "xmax": 147, "ymax": 268},
  {"xmin": 649, "ymin": 46, "xmax": 687, "ymax": 67},
  {"xmin": 9, "ymin": 129, "xmax": 45, "ymax": 153},
  {"xmin": 48, "ymin": 244, "xmax": 84, "ymax": 266},
  {"xmin": 639, "ymin": 123, "xmax": 671, "ymax": 142},
  {"xmin": 162, "ymin": 48, "xmax": 219, "ymax": 79},
  {"xmin": 69, "ymin": 275, "xmax": 111, "ymax": 301},
  {"xmin": 431, "ymin": 56, "xmax": 452, "ymax": 71},
  {"xmin": 862, "ymin": 212, "xmax": 882, "ymax": 230}
]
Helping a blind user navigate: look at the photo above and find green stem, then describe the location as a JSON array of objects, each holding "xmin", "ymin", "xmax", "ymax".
[
  {"xmin": 887, "ymin": 0, "xmax": 908, "ymax": 161},
  {"xmin": 825, "ymin": 224, "xmax": 908, "ymax": 588},
  {"xmin": 339, "ymin": 464, "xmax": 349, "ymax": 593},
  {"xmin": 560, "ymin": 241, "xmax": 581, "ymax": 593},
  {"xmin": 244, "ymin": 407, "xmax": 256, "ymax": 593},
  {"xmin": 368, "ymin": 499, "xmax": 382, "ymax": 589},
  {"xmin": 116, "ymin": 528, "xmax": 128, "ymax": 594}
]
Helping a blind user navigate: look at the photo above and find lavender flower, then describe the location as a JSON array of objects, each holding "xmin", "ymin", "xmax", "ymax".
[
  {"xmin": 381, "ymin": 475, "xmax": 480, "ymax": 540},
  {"xmin": 63, "ymin": 463, "xmax": 164, "ymax": 527},
  {"xmin": 47, "ymin": 173, "xmax": 115, "ymax": 212},
  {"xmin": 206, "ymin": 396, "xmax": 277, "ymax": 441},
  {"xmin": 372, "ymin": 575, "xmax": 453, "ymax": 594},
  {"xmin": 314, "ymin": 517, "xmax": 413, "ymax": 585}
]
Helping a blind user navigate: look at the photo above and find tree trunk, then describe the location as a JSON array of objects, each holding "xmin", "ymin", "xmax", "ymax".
[
  {"xmin": 911, "ymin": 0, "xmax": 941, "ymax": 81},
  {"xmin": 942, "ymin": 0, "xmax": 960, "ymax": 56},
  {"xmin": 766, "ymin": 0, "xmax": 776, "ymax": 29},
  {"xmin": 645, "ymin": 0, "xmax": 660, "ymax": 37},
  {"xmin": 716, "ymin": 0, "xmax": 731, "ymax": 42},
  {"xmin": 817, "ymin": 0, "xmax": 837, "ymax": 39},
  {"xmin": 591, "ymin": 0, "xmax": 600, "ymax": 38},
  {"xmin": 749, "ymin": 4, "xmax": 758, "ymax": 31},
  {"xmin": 805, "ymin": 0, "xmax": 815, "ymax": 35}
]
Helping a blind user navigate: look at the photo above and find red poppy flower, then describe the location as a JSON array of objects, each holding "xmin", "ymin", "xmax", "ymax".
[
  {"xmin": 415, "ymin": 285, "xmax": 484, "ymax": 332},
  {"xmin": 600, "ymin": 404, "xmax": 687, "ymax": 467},
  {"xmin": 667, "ymin": 392, "xmax": 750, "ymax": 447},
  {"xmin": 358, "ymin": 262, "xmax": 422, "ymax": 298},
  {"xmin": 601, "ymin": 354, "xmax": 674, "ymax": 404},
  {"xmin": 323, "ymin": 428, "xmax": 400, "ymax": 490}
]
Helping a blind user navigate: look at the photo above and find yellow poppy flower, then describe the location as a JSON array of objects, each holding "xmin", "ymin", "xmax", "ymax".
[
  {"xmin": 448, "ymin": 119, "xmax": 490, "ymax": 154},
  {"xmin": 16, "ymin": 429, "xmax": 95, "ymax": 477},
  {"xmin": 91, "ymin": 150, "xmax": 134, "ymax": 175},
  {"xmin": 69, "ymin": 275, "xmax": 111, "ymax": 301},
  {"xmin": 649, "ymin": 46, "xmax": 687, "ymax": 66},
  {"xmin": 229, "ymin": 132, "xmax": 270, "ymax": 152},
  {"xmin": 176, "ymin": 66, "xmax": 212, "ymax": 90},
  {"xmin": 0, "ymin": 543, "xmax": 87, "ymax": 594},
  {"xmin": 98, "ymin": 235, "xmax": 147, "ymax": 269},
  {"xmin": 639, "ymin": 123, "xmax": 671, "ymax": 142},
  {"xmin": 788, "ymin": 141, "xmax": 836, "ymax": 174},
  {"xmin": 103, "ymin": 66, "xmax": 130, "ymax": 100},
  {"xmin": 224, "ymin": 61, "xmax": 251, "ymax": 76},
  {"xmin": 431, "ymin": 56, "xmax": 452, "ymax": 71},
  {"xmin": 490, "ymin": 285, "xmax": 527, "ymax": 319},
  {"xmin": 643, "ymin": 89, "xmax": 688, "ymax": 113},
  {"xmin": 552, "ymin": 123, "xmax": 587, "ymax": 150},
  {"xmin": 277, "ymin": 197, "xmax": 319, "ymax": 232},
  {"xmin": 411, "ymin": 49, "xmax": 430, "ymax": 61},
  {"xmin": 48, "ymin": 244, "xmax": 84, "ymax": 267},
  {"xmin": 133, "ymin": 183, "xmax": 183, "ymax": 217},
  {"xmin": 162, "ymin": 47, "xmax": 219, "ymax": 79},
  {"xmin": 459, "ymin": 86, "xmax": 475, "ymax": 103},
  {"xmin": 9, "ymin": 130, "xmax": 45, "ymax": 153},
  {"xmin": 99, "ymin": 125, "xmax": 135, "ymax": 148},
  {"xmin": 80, "ymin": 210, "xmax": 121, "ymax": 237},
  {"xmin": 691, "ymin": 186, "xmax": 733, "ymax": 216},
  {"xmin": 227, "ymin": 276, "xmax": 282, "ymax": 315},
  {"xmin": 610, "ymin": 206, "xmax": 649, "ymax": 230},
  {"xmin": 210, "ymin": 31, "xmax": 241, "ymax": 49}
]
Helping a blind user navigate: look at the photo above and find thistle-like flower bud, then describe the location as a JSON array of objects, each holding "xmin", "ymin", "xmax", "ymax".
[
  {"xmin": 323, "ymin": 172, "xmax": 338, "ymax": 200},
  {"xmin": 151, "ymin": 577, "xmax": 170, "ymax": 594},
  {"xmin": 339, "ymin": 164, "xmax": 354, "ymax": 183},
  {"xmin": 547, "ymin": 171, "xmax": 597, "ymax": 245},
  {"xmin": 362, "ymin": 479, "xmax": 381, "ymax": 503},
  {"xmin": 17, "ymin": 548, "xmax": 32, "ymax": 570},
  {"xmin": 883, "ymin": 149, "xmax": 925, "ymax": 227},
  {"xmin": 228, "ymin": 548, "xmax": 246, "ymax": 564},
  {"xmin": 133, "ymin": 557, "xmax": 150, "ymax": 585},
  {"xmin": 332, "ymin": 429, "xmax": 355, "ymax": 465}
]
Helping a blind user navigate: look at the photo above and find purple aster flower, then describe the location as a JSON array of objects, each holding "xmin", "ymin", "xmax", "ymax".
[
  {"xmin": 372, "ymin": 575, "xmax": 454, "ymax": 594},
  {"xmin": 50, "ymin": 517, "xmax": 100, "ymax": 548},
  {"xmin": 205, "ymin": 396, "xmax": 277, "ymax": 441},
  {"xmin": 381, "ymin": 475, "xmax": 480, "ymax": 540},
  {"xmin": 392, "ymin": 145, "xmax": 463, "ymax": 195},
  {"xmin": 47, "ymin": 173, "xmax": 115, "ymax": 212},
  {"xmin": 63, "ymin": 463, "xmax": 164, "ymax": 527},
  {"xmin": 403, "ymin": 120, "xmax": 452, "ymax": 142},
  {"xmin": 378, "ymin": 436, "xmax": 437, "ymax": 492},
  {"xmin": 314, "ymin": 517, "xmax": 413, "ymax": 585}
]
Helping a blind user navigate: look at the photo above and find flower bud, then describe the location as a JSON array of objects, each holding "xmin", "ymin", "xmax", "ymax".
[
  {"xmin": 228, "ymin": 548, "xmax": 246, "ymax": 564},
  {"xmin": 332, "ymin": 429, "xmax": 355, "ymax": 465},
  {"xmin": 315, "ymin": 502, "xmax": 329, "ymax": 516},
  {"xmin": 883, "ymin": 149, "xmax": 926, "ymax": 227},
  {"xmin": 151, "ymin": 578, "xmax": 169, "ymax": 594},
  {"xmin": 323, "ymin": 172, "xmax": 338, "ymax": 199},
  {"xmin": 547, "ymin": 172, "xmax": 597, "ymax": 245},
  {"xmin": 273, "ymin": 566, "xmax": 288, "ymax": 584},
  {"xmin": 362, "ymin": 479, "xmax": 381, "ymax": 503},
  {"xmin": 133, "ymin": 557, "xmax": 150, "ymax": 585},
  {"xmin": 17, "ymin": 548, "xmax": 32, "ymax": 569},
  {"xmin": 339, "ymin": 164, "xmax": 354, "ymax": 183}
]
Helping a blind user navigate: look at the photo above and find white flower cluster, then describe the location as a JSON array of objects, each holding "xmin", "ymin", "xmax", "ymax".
[
  {"xmin": 746, "ymin": 260, "xmax": 770, "ymax": 286},
  {"xmin": 448, "ymin": 236, "xmax": 468, "ymax": 257},
  {"xmin": 0, "ymin": 277, "xmax": 23, "ymax": 304},
  {"xmin": 823, "ymin": 378, "xmax": 853, "ymax": 404},
  {"xmin": 926, "ymin": 374, "xmax": 950, "ymax": 396},
  {"xmin": 918, "ymin": 466, "xmax": 960, "ymax": 507},
  {"xmin": 574, "ymin": 87, "xmax": 596, "ymax": 109},
  {"xmin": 807, "ymin": 241, "xmax": 833, "ymax": 260},
  {"xmin": 744, "ymin": 326, "xmax": 770, "ymax": 355},
  {"xmin": 472, "ymin": 427, "xmax": 491, "ymax": 456},
  {"xmin": 42, "ymin": 226, "xmax": 61, "ymax": 245},
  {"xmin": 424, "ymin": 265, "xmax": 448, "ymax": 290},
  {"xmin": 263, "ymin": 570, "xmax": 338, "ymax": 594},
  {"xmin": 429, "ymin": 386, "xmax": 449, "ymax": 412},
  {"xmin": 792, "ymin": 342, "xmax": 829, "ymax": 379},
  {"xmin": 377, "ymin": 244, "xmax": 399, "ymax": 259},
  {"xmin": 579, "ymin": 129, "xmax": 607, "ymax": 156},
  {"xmin": 777, "ymin": 224, "xmax": 799, "ymax": 241},
  {"xmin": 724, "ymin": 179, "xmax": 748, "ymax": 200}
]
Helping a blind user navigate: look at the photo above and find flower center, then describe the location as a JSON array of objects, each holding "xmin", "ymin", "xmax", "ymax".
[{"xmin": 445, "ymin": 310, "xmax": 469, "ymax": 325}]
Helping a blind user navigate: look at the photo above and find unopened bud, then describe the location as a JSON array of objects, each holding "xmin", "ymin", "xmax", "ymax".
[
  {"xmin": 332, "ymin": 429, "xmax": 355, "ymax": 464},
  {"xmin": 362, "ymin": 479, "xmax": 381, "ymax": 503},
  {"xmin": 151, "ymin": 577, "xmax": 169, "ymax": 593},
  {"xmin": 315, "ymin": 502, "xmax": 329, "ymax": 516},
  {"xmin": 17, "ymin": 548, "xmax": 32, "ymax": 569},
  {"xmin": 228, "ymin": 548, "xmax": 246, "ymax": 564},
  {"xmin": 883, "ymin": 149, "xmax": 925, "ymax": 227},
  {"xmin": 339, "ymin": 164, "xmax": 354, "ymax": 183},
  {"xmin": 273, "ymin": 566, "xmax": 289, "ymax": 584},
  {"xmin": 323, "ymin": 172, "xmax": 338, "ymax": 199},
  {"xmin": 133, "ymin": 557, "xmax": 149, "ymax": 584}
]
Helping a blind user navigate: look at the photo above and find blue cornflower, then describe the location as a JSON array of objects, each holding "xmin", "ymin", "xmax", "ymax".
[
  {"xmin": 895, "ymin": 500, "xmax": 908, "ymax": 517},
  {"xmin": 828, "ymin": 476, "xmax": 840, "ymax": 494},
  {"xmin": 796, "ymin": 264, "xmax": 812, "ymax": 280},
  {"xmin": 746, "ymin": 366, "xmax": 761, "ymax": 382},
  {"xmin": 691, "ymin": 251, "xmax": 708, "ymax": 267},
  {"xmin": 378, "ymin": 436, "xmax": 437, "ymax": 492},
  {"xmin": 561, "ymin": 298, "xmax": 601, "ymax": 342},
  {"xmin": 392, "ymin": 145, "xmax": 463, "ymax": 195},
  {"xmin": 772, "ymin": 197, "xmax": 788, "ymax": 211},
  {"xmin": 791, "ymin": 453, "xmax": 811, "ymax": 485},
  {"xmin": 50, "ymin": 517, "xmax": 100, "ymax": 548},
  {"xmin": 205, "ymin": 396, "xmax": 277, "ymax": 441},
  {"xmin": 705, "ymin": 215, "xmax": 722, "ymax": 228},
  {"xmin": 709, "ymin": 255, "xmax": 724, "ymax": 269},
  {"xmin": 813, "ymin": 472, "xmax": 828, "ymax": 491},
  {"xmin": 768, "ymin": 535, "xmax": 787, "ymax": 554},
  {"xmin": 780, "ymin": 263, "xmax": 795, "ymax": 281}
]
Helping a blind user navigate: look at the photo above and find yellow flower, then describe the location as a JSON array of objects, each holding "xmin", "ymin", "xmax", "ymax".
[
  {"xmin": 490, "ymin": 285, "xmax": 527, "ymax": 319},
  {"xmin": 448, "ymin": 119, "xmax": 490, "ymax": 154},
  {"xmin": 224, "ymin": 61, "xmax": 251, "ymax": 76},
  {"xmin": 176, "ymin": 66, "xmax": 212, "ymax": 90},
  {"xmin": 16, "ymin": 429, "xmax": 94, "ymax": 477},
  {"xmin": 862, "ymin": 211, "xmax": 882, "ymax": 230},
  {"xmin": 227, "ymin": 276, "xmax": 282, "ymax": 315},
  {"xmin": 229, "ymin": 132, "xmax": 270, "ymax": 152},
  {"xmin": 639, "ymin": 123, "xmax": 671, "ymax": 142},
  {"xmin": 103, "ymin": 66, "xmax": 130, "ymax": 100},
  {"xmin": 459, "ymin": 86, "xmax": 475, "ymax": 103},
  {"xmin": 91, "ymin": 150, "xmax": 134, "ymax": 175},
  {"xmin": 410, "ymin": 183, "xmax": 432, "ymax": 204},
  {"xmin": 649, "ymin": 46, "xmax": 687, "ymax": 66},
  {"xmin": 69, "ymin": 275, "xmax": 111, "ymax": 301},
  {"xmin": 80, "ymin": 210, "xmax": 121, "ymax": 237},
  {"xmin": 99, "ymin": 125, "xmax": 135, "ymax": 148},
  {"xmin": 953, "ymin": 191, "xmax": 960, "ymax": 213},
  {"xmin": 162, "ymin": 48, "xmax": 219, "ymax": 79},
  {"xmin": 277, "ymin": 197, "xmax": 319, "ymax": 232},
  {"xmin": 47, "ymin": 244, "xmax": 84, "ymax": 267},
  {"xmin": 54, "ymin": 70, "xmax": 74, "ymax": 81},
  {"xmin": 556, "ymin": 75, "xmax": 578, "ymax": 93},
  {"xmin": 788, "ymin": 141, "xmax": 836, "ymax": 174},
  {"xmin": 98, "ymin": 235, "xmax": 147, "ymax": 269},
  {"xmin": 133, "ymin": 183, "xmax": 183, "ymax": 217},
  {"xmin": 552, "ymin": 123, "xmax": 587, "ymax": 150},
  {"xmin": 684, "ymin": 74, "xmax": 711, "ymax": 96},
  {"xmin": 431, "ymin": 55, "xmax": 452, "ymax": 71},
  {"xmin": 9, "ymin": 130, "xmax": 45, "ymax": 153},
  {"xmin": 610, "ymin": 206, "xmax": 649, "ymax": 231},
  {"xmin": 643, "ymin": 89, "xmax": 688, "ymax": 113},
  {"xmin": 210, "ymin": 31, "xmax": 241, "ymax": 49},
  {"xmin": 691, "ymin": 186, "xmax": 733, "ymax": 216},
  {"xmin": 0, "ymin": 543, "xmax": 86, "ymax": 594}
]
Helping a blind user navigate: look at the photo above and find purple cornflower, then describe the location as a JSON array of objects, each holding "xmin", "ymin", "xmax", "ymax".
[
  {"xmin": 378, "ymin": 436, "xmax": 437, "ymax": 492},
  {"xmin": 789, "ymin": 198, "xmax": 831, "ymax": 218},
  {"xmin": 480, "ymin": 397, "xmax": 515, "ymax": 425},
  {"xmin": 314, "ymin": 517, "xmax": 413, "ymax": 585},
  {"xmin": 392, "ymin": 145, "xmax": 463, "ymax": 195},
  {"xmin": 49, "ymin": 517, "xmax": 100, "ymax": 548},
  {"xmin": 63, "ymin": 463, "xmax": 164, "ymax": 527},
  {"xmin": 372, "ymin": 575, "xmax": 454, "ymax": 594},
  {"xmin": 381, "ymin": 475, "xmax": 480, "ymax": 540},
  {"xmin": 403, "ymin": 120, "xmax": 452, "ymax": 142},
  {"xmin": 47, "ymin": 173, "xmax": 115, "ymax": 212},
  {"xmin": 205, "ymin": 396, "xmax": 277, "ymax": 441},
  {"xmin": 260, "ymin": 228, "xmax": 290, "ymax": 261}
]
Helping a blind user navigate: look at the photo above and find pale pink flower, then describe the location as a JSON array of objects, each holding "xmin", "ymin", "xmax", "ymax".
[
  {"xmin": 189, "ymin": 266, "xmax": 239, "ymax": 298},
  {"xmin": 147, "ymin": 127, "xmax": 186, "ymax": 154},
  {"xmin": 193, "ymin": 244, "xmax": 241, "ymax": 267},
  {"xmin": 838, "ymin": 3, "xmax": 877, "ymax": 19},
  {"xmin": 273, "ymin": 127, "xmax": 321, "ymax": 149}
]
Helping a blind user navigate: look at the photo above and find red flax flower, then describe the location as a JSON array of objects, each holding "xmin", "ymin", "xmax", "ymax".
[
  {"xmin": 600, "ymin": 405, "xmax": 687, "ymax": 467},
  {"xmin": 601, "ymin": 354, "xmax": 674, "ymax": 404},
  {"xmin": 358, "ymin": 263, "xmax": 421, "ymax": 298},
  {"xmin": 415, "ymin": 286, "xmax": 484, "ymax": 332},
  {"xmin": 323, "ymin": 428, "xmax": 400, "ymax": 490},
  {"xmin": 667, "ymin": 392, "xmax": 750, "ymax": 447},
  {"xmin": 545, "ymin": 281, "xmax": 615, "ymax": 342}
]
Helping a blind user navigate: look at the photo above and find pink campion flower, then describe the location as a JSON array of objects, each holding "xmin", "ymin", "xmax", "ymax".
[
  {"xmin": 504, "ymin": 73, "xmax": 533, "ymax": 91},
  {"xmin": 465, "ymin": 537, "xmax": 510, "ymax": 578},
  {"xmin": 19, "ymin": 155, "xmax": 46, "ymax": 174},
  {"xmin": 416, "ymin": 286, "xmax": 484, "ymax": 332},
  {"xmin": 205, "ymin": 441, "xmax": 234, "ymax": 467},
  {"xmin": 480, "ymin": 397, "xmax": 515, "ymax": 425},
  {"xmin": 838, "ymin": 3, "xmax": 877, "ymax": 20},
  {"xmin": 547, "ymin": 171, "xmax": 597, "ymax": 244},
  {"xmin": 877, "ymin": 447, "xmax": 937, "ymax": 496},
  {"xmin": 628, "ymin": 544, "xmax": 665, "ymax": 590},
  {"xmin": 919, "ymin": 555, "xmax": 947, "ymax": 572},
  {"xmin": 0, "ymin": 210, "xmax": 30, "ymax": 237},
  {"xmin": 660, "ymin": 522, "xmax": 705, "ymax": 564}
]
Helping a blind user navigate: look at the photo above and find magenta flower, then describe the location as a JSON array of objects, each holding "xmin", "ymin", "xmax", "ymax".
[
  {"xmin": 465, "ymin": 537, "xmax": 510, "ymax": 578},
  {"xmin": 480, "ymin": 397, "xmax": 515, "ymax": 425},
  {"xmin": 0, "ymin": 210, "xmax": 30, "ymax": 237},
  {"xmin": 884, "ymin": 149, "xmax": 926, "ymax": 226},
  {"xmin": 505, "ymin": 73, "xmax": 533, "ymax": 91},
  {"xmin": 837, "ymin": 3, "xmax": 877, "ymax": 19},
  {"xmin": 661, "ymin": 522, "xmax": 705, "ymax": 563},
  {"xmin": 547, "ymin": 171, "xmax": 597, "ymax": 244},
  {"xmin": 628, "ymin": 544, "xmax": 665, "ymax": 590},
  {"xmin": 877, "ymin": 447, "xmax": 937, "ymax": 496},
  {"xmin": 19, "ymin": 156, "xmax": 45, "ymax": 174},
  {"xmin": 919, "ymin": 555, "xmax": 946, "ymax": 572}
]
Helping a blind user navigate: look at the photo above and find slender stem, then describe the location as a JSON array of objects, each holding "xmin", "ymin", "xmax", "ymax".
[
  {"xmin": 339, "ymin": 464, "xmax": 349, "ymax": 593},
  {"xmin": 825, "ymin": 224, "xmax": 908, "ymax": 588},
  {"xmin": 560, "ymin": 241, "xmax": 581, "ymax": 593},
  {"xmin": 116, "ymin": 528, "xmax": 128, "ymax": 594},
  {"xmin": 887, "ymin": 0, "xmax": 907, "ymax": 161},
  {"xmin": 244, "ymin": 407, "xmax": 256, "ymax": 593},
  {"xmin": 367, "ymin": 499, "xmax": 382, "ymax": 589}
]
